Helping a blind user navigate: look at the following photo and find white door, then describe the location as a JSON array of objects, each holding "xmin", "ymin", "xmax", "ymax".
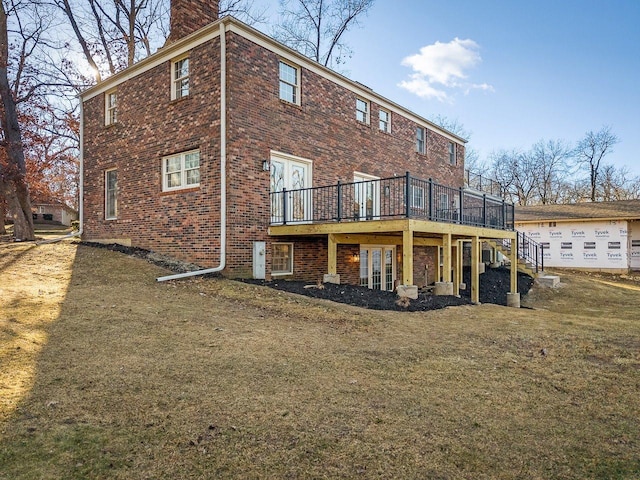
[
  {"xmin": 359, "ymin": 246, "xmax": 395, "ymax": 291},
  {"xmin": 270, "ymin": 152, "xmax": 312, "ymax": 224},
  {"xmin": 353, "ymin": 172, "xmax": 380, "ymax": 220}
]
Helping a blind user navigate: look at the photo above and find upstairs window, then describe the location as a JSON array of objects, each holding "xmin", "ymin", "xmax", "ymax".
[
  {"xmin": 449, "ymin": 142, "xmax": 456, "ymax": 165},
  {"xmin": 105, "ymin": 169, "xmax": 118, "ymax": 220},
  {"xmin": 279, "ymin": 61, "xmax": 299, "ymax": 104},
  {"xmin": 379, "ymin": 109, "xmax": 391, "ymax": 133},
  {"xmin": 172, "ymin": 56, "xmax": 190, "ymax": 100},
  {"xmin": 163, "ymin": 150, "xmax": 200, "ymax": 192},
  {"xmin": 416, "ymin": 127, "xmax": 425, "ymax": 154},
  {"xmin": 356, "ymin": 98, "xmax": 369, "ymax": 124},
  {"xmin": 105, "ymin": 89, "xmax": 118, "ymax": 125}
]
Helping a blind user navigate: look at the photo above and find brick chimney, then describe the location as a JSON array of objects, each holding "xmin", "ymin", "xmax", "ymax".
[{"xmin": 166, "ymin": 0, "xmax": 219, "ymax": 43}]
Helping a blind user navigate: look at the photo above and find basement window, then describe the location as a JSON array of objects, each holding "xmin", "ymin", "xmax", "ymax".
[{"xmin": 272, "ymin": 243, "xmax": 293, "ymax": 275}]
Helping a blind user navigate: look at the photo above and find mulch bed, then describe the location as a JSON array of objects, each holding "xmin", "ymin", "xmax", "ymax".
[
  {"xmin": 246, "ymin": 267, "xmax": 534, "ymax": 312},
  {"xmin": 82, "ymin": 241, "xmax": 533, "ymax": 312}
]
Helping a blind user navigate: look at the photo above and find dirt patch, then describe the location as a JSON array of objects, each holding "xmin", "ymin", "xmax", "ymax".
[{"xmin": 80, "ymin": 241, "xmax": 207, "ymax": 274}]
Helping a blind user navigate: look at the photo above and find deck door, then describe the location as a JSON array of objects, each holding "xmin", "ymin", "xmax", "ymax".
[
  {"xmin": 353, "ymin": 173, "xmax": 380, "ymax": 220},
  {"xmin": 359, "ymin": 246, "xmax": 395, "ymax": 291},
  {"xmin": 270, "ymin": 152, "xmax": 312, "ymax": 224}
]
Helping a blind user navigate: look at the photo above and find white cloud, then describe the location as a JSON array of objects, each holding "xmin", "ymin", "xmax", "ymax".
[
  {"xmin": 399, "ymin": 38, "xmax": 493, "ymax": 102},
  {"xmin": 398, "ymin": 75, "xmax": 449, "ymax": 102}
]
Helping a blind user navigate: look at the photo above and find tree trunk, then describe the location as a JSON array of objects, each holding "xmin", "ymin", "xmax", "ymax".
[
  {"xmin": 0, "ymin": 196, "xmax": 6, "ymax": 234},
  {"xmin": 0, "ymin": 3, "xmax": 34, "ymax": 241}
]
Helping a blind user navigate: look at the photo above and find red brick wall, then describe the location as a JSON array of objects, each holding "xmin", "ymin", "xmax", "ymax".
[
  {"xmin": 224, "ymin": 32, "xmax": 463, "ymax": 280},
  {"xmin": 167, "ymin": 0, "xmax": 219, "ymax": 43},
  {"xmin": 83, "ymin": 29, "xmax": 460, "ymax": 284},
  {"xmin": 83, "ymin": 39, "xmax": 223, "ymax": 267}
]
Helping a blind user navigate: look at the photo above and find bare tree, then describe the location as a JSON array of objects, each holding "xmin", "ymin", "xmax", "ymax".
[
  {"xmin": 598, "ymin": 164, "xmax": 640, "ymax": 201},
  {"xmin": 530, "ymin": 139, "xmax": 573, "ymax": 204},
  {"xmin": 54, "ymin": 0, "xmax": 167, "ymax": 82},
  {"xmin": 575, "ymin": 126, "xmax": 619, "ymax": 202},
  {"xmin": 0, "ymin": 0, "xmax": 34, "ymax": 240},
  {"xmin": 489, "ymin": 149, "xmax": 537, "ymax": 206},
  {"xmin": 273, "ymin": 0, "xmax": 375, "ymax": 67},
  {"xmin": 55, "ymin": 0, "xmax": 264, "ymax": 83}
]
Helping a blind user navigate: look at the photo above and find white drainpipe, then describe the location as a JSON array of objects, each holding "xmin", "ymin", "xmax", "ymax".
[{"xmin": 157, "ymin": 21, "xmax": 227, "ymax": 282}]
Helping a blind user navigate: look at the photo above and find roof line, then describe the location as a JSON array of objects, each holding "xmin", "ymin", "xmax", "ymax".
[{"xmin": 80, "ymin": 16, "xmax": 467, "ymax": 144}]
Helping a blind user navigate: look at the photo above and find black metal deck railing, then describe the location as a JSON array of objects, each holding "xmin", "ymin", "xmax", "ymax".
[
  {"xmin": 464, "ymin": 169, "xmax": 504, "ymax": 198},
  {"xmin": 270, "ymin": 172, "xmax": 515, "ymax": 230},
  {"xmin": 497, "ymin": 232, "xmax": 545, "ymax": 273}
]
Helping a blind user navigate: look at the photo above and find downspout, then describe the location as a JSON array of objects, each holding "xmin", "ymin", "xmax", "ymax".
[
  {"xmin": 35, "ymin": 100, "xmax": 84, "ymax": 245},
  {"xmin": 157, "ymin": 21, "xmax": 227, "ymax": 282}
]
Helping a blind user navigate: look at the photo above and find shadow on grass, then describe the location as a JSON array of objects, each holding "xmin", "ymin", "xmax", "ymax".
[{"xmin": 1, "ymin": 245, "xmax": 639, "ymax": 479}]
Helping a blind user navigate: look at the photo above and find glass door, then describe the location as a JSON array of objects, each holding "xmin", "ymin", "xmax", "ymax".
[
  {"xmin": 353, "ymin": 173, "xmax": 380, "ymax": 220},
  {"xmin": 359, "ymin": 246, "xmax": 395, "ymax": 291},
  {"xmin": 270, "ymin": 153, "xmax": 312, "ymax": 224}
]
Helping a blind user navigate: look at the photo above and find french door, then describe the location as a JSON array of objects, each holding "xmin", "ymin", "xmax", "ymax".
[
  {"xmin": 353, "ymin": 173, "xmax": 380, "ymax": 220},
  {"xmin": 270, "ymin": 152, "xmax": 312, "ymax": 224},
  {"xmin": 359, "ymin": 246, "xmax": 396, "ymax": 291}
]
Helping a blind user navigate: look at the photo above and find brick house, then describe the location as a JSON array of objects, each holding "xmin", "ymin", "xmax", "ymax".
[{"xmin": 81, "ymin": 0, "xmax": 521, "ymax": 303}]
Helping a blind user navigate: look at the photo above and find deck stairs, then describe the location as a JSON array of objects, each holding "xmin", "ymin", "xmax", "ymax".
[{"xmin": 486, "ymin": 231, "xmax": 544, "ymax": 277}]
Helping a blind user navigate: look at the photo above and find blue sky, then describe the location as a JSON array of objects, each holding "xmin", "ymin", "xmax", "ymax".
[{"xmin": 257, "ymin": 0, "xmax": 640, "ymax": 176}]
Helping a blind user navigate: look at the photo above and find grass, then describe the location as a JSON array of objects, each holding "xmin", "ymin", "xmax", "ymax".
[{"xmin": 0, "ymin": 239, "xmax": 639, "ymax": 479}]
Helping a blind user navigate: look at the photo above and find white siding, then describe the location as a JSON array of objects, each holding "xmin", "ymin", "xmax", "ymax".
[{"xmin": 516, "ymin": 220, "xmax": 629, "ymax": 270}]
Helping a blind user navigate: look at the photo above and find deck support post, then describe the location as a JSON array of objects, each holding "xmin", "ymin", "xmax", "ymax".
[
  {"xmin": 507, "ymin": 233, "xmax": 520, "ymax": 307},
  {"xmin": 442, "ymin": 233, "xmax": 452, "ymax": 283},
  {"xmin": 434, "ymin": 232, "xmax": 454, "ymax": 296},
  {"xmin": 398, "ymin": 228, "xmax": 418, "ymax": 299},
  {"xmin": 324, "ymin": 233, "xmax": 340, "ymax": 284},
  {"xmin": 402, "ymin": 229, "xmax": 414, "ymax": 286},
  {"xmin": 471, "ymin": 235, "xmax": 480, "ymax": 303},
  {"xmin": 452, "ymin": 241, "xmax": 461, "ymax": 296}
]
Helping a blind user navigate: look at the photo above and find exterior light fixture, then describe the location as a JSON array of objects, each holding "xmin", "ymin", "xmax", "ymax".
[{"xmin": 262, "ymin": 159, "xmax": 270, "ymax": 171}]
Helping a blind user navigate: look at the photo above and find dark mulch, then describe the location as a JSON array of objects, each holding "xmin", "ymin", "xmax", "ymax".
[
  {"xmin": 245, "ymin": 267, "xmax": 534, "ymax": 312},
  {"xmin": 81, "ymin": 241, "xmax": 533, "ymax": 312}
]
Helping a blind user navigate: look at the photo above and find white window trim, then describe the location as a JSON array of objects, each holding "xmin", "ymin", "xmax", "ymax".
[
  {"xmin": 171, "ymin": 54, "xmax": 190, "ymax": 100},
  {"xmin": 449, "ymin": 142, "xmax": 457, "ymax": 165},
  {"xmin": 162, "ymin": 149, "xmax": 201, "ymax": 192},
  {"xmin": 105, "ymin": 89, "xmax": 118, "ymax": 125},
  {"xmin": 356, "ymin": 98, "xmax": 370, "ymax": 124},
  {"xmin": 272, "ymin": 242, "xmax": 294, "ymax": 276},
  {"xmin": 359, "ymin": 245, "xmax": 396, "ymax": 291},
  {"xmin": 379, "ymin": 108, "xmax": 391, "ymax": 133},
  {"xmin": 411, "ymin": 184, "xmax": 426, "ymax": 210},
  {"xmin": 278, "ymin": 60, "xmax": 300, "ymax": 105},
  {"xmin": 416, "ymin": 127, "xmax": 426, "ymax": 154},
  {"xmin": 105, "ymin": 169, "xmax": 117, "ymax": 220}
]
